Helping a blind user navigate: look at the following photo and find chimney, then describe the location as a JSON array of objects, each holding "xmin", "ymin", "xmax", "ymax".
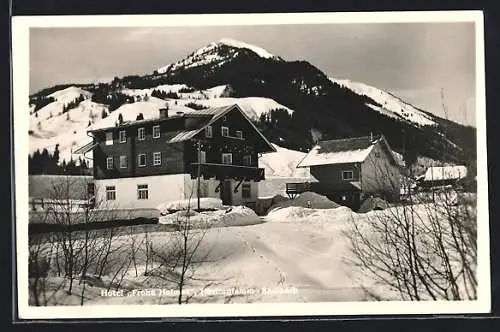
[
  {"xmin": 159, "ymin": 103, "xmax": 169, "ymax": 119},
  {"xmin": 370, "ymin": 132, "xmax": 373, "ymax": 142}
]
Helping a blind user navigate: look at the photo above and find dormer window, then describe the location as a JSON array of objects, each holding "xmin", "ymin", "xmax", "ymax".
[
  {"xmin": 205, "ymin": 125, "xmax": 213, "ymax": 138},
  {"xmin": 235, "ymin": 130, "xmax": 243, "ymax": 139},
  {"xmin": 138, "ymin": 127, "xmax": 145, "ymax": 141},
  {"xmin": 221, "ymin": 126, "xmax": 229, "ymax": 137},
  {"xmin": 105, "ymin": 132, "xmax": 113, "ymax": 145},
  {"xmin": 153, "ymin": 125, "xmax": 160, "ymax": 138}
]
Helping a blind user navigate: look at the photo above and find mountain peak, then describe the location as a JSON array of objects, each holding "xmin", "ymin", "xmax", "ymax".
[
  {"xmin": 215, "ymin": 38, "xmax": 277, "ymax": 59},
  {"xmin": 156, "ymin": 38, "xmax": 280, "ymax": 74}
]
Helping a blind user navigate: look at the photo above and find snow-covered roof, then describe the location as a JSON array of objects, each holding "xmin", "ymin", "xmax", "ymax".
[
  {"xmin": 423, "ymin": 165, "xmax": 468, "ymax": 182},
  {"xmin": 165, "ymin": 129, "xmax": 200, "ymax": 143},
  {"xmin": 163, "ymin": 104, "xmax": 276, "ymax": 153},
  {"xmin": 84, "ymin": 103, "xmax": 276, "ymax": 153},
  {"xmin": 297, "ymin": 135, "xmax": 389, "ymax": 168}
]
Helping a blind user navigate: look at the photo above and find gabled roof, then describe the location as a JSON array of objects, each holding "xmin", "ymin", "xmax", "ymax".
[
  {"xmin": 73, "ymin": 141, "xmax": 98, "ymax": 154},
  {"xmin": 297, "ymin": 134, "xmax": 398, "ymax": 168},
  {"xmin": 165, "ymin": 104, "xmax": 276, "ymax": 153},
  {"xmin": 81, "ymin": 104, "xmax": 276, "ymax": 154}
]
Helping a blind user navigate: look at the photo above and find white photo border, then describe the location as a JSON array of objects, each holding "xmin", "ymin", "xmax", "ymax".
[{"xmin": 12, "ymin": 10, "xmax": 490, "ymax": 319}]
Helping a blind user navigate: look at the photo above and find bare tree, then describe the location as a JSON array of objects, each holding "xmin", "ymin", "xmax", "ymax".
[
  {"xmin": 343, "ymin": 98, "xmax": 477, "ymax": 301},
  {"xmin": 344, "ymin": 185, "xmax": 476, "ymax": 300},
  {"xmin": 29, "ymin": 176, "xmax": 124, "ymax": 305},
  {"xmin": 28, "ymin": 233, "xmax": 51, "ymax": 306},
  {"xmin": 147, "ymin": 182, "xmax": 222, "ymax": 304}
]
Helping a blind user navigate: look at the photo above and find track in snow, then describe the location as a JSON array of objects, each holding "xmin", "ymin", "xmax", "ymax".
[{"xmin": 236, "ymin": 225, "xmax": 366, "ymax": 302}]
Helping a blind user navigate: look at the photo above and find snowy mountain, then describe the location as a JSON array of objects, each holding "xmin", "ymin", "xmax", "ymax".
[
  {"xmin": 48, "ymin": 86, "xmax": 92, "ymax": 104},
  {"xmin": 329, "ymin": 78, "xmax": 437, "ymax": 127},
  {"xmin": 29, "ymin": 94, "xmax": 109, "ymax": 164},
  {"xmin": 28, "ymin": 83, "xmax": 296, "ymax": 168},
  {"xmin": 156, "ymin": 38, "xmax": 281, "ymax": 74},
  {"xmin": 29, "ymin": 38, "xmax": 476, "ymax": 174}
]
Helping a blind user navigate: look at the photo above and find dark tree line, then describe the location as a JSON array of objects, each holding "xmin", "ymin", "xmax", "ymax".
[
  {"xmin": 29, "ymin": 144, "xmax": 90, "ymax": 175},
  {"xmin": 185, "ymin": 102, "xmax": 207, "ymax": 110},
  {"xmin": 91, "ymin": 91, "xmax": 134, "ymax": 112},
  {"xmin": 151, "ymin": 89, "xmax": 180, "ymax": 100},
  {"xmin": 178, "ymin": 86, "xmax": 196, "ymax": 93},
  {"xmin": 62, "ymin": 94, "xmax": 86, "ymax": 113},
  {"xmin": 32, "ymin": 96, "xmax": 56, "ymax": 112}
]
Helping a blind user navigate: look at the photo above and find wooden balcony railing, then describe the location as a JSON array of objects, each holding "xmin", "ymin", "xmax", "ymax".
[
  {"xmin": 189, "ymin": 163, "xmax": 265, "ymax": 182},
  {"xmin": 285, "ymin": 182, "xmax": 311, "ymax": 198}
]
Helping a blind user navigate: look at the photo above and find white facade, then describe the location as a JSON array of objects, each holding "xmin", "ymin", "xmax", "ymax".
[
  {"xmin": 94, "ymin": 174, "xmax": 259, "ymax": 210},
  {"xmin": 94, "ymin": 174, "xmax": 188, "ymax": 210}
]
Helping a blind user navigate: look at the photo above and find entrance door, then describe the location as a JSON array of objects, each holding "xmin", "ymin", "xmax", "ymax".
[{"xmin": 219, "ymin": 180, "xmax": 232, "ymax": 205}]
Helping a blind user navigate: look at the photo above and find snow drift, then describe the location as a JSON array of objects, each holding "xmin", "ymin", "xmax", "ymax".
[
  {"xmin": 156, "ymin": 198, "xmax": 224, "ymax": 214},
  {"xmin": 268, "ymin": 191, "xmax": 340, "ymax": 212},
  {"xmin": 158, "ymin": 205, "xmax": 261, "ymax": 228},
  {"xmin": 266, "ymin": 206, "xmax": 353, "ymax": 224}
]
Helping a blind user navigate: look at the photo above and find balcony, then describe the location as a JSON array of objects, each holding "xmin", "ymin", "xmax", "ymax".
[{"xmin": 189, "ymin": 163, "xmax": 265, "ymax": 182}]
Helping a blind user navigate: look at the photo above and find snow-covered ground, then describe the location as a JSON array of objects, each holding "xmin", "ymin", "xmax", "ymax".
[
  {"xmin": 157, "ymin": 198, "xmax": 224, "ymax": 214},
  {"xmin": 158, "ymin": 205, "xmax": 262, "ymax": 228},
  {"xmin": 30, "ymin": 193, "xmax": 477, "ymax": 306},
  {"xmin": 330, "ymin": 78, "xmax": 437, "ymax": 127},
  {"xmin": 48, "ymin": 86, "xmax": 92, "ymax": 104},
  {"xmin": 29, "ymin": 96, "xmax": 109, "ymax": 163},
  {"xmin": 31, "ymin": 205, "xmax": 371, "ymax": 305},
  {"xmin": 29, "ymin": 84, "xmax": 296, "ymax": 164}
]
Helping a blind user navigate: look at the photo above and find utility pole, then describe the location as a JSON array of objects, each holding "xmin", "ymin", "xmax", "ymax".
[{"xmin": 197, "ymin": 140, "xmax": 201, "ymax": 211}]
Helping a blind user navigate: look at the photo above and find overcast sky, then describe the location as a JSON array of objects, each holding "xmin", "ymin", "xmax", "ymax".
[{"xmin": 30, "ymin": 22, "xmax": 477, "ymax": 126}]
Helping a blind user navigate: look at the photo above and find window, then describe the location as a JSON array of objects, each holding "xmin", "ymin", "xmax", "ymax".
[
  {"xmin": 105, "ymin": 132, "xmax": 113, "ymax": 145},
  {"xmin": 153, "ymin": 125, "xmax": 160, "ymax": 138},
  {"xmin": 342, "ymin": 170, "xmax": 354, "ymax": 181},
  {"xmin": 222, "ymin": 153, "xmax": 232, "ymax": 165},
  {"xmin": 119, "ymin": 155, "xmax": 127, "ymax": 168},
  {"xmin": 106, "ymin": 156, "xmax": 113, "ymax": 170},
  {"xmin": 106, "ymin": 186, "xmax": 116, "ymax": 200},
  {"xmin": 242, "ymin": 183, "xmax": 251, "ymax": 198},
  {"xmin": 242, "ymin": 155, "xmax": 252, "ymax": 166},
  {"xmin": 153, "ymin": 152, "xmax": 161, "ymax": 166},
  {"xmin": 235, "ymin": 130, "xmax": 243, "ymax": 139},
  {"xmin": 221, "ymin": 126, "xmax": 229, "ymax": 137},
  {"xmin": 138, "ymin": 127, "xmax": 145, "ymax": 140},
  {"xmin": 205, "ymin": 125, "xmax": 213, "ymax": 138},
  {"xmin": 119, "ymin": 130, "xmax": 126, "ymax": 143},
  {"xmin": 137, "ymin": 153, "xmax": 146, "ymax": 167},
  {"xmin": 137, "ymin": 184, "xmax": 149, "ymax": 200}
]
